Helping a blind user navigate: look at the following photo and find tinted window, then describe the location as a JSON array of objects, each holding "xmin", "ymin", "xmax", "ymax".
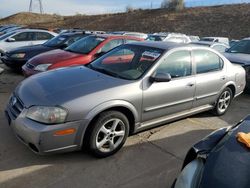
[
  {"xmin": 124, "ymin": 39, "xmax": 140, "ymax": 44},
  {"xmin": 65, "ymin": 36, "xmax": 105, "ymax": 54},
  {"xmin": 36, "ymin": 32, "xmax": 53, "ymax": 40},
  {"xmin": 194, "ymin": 50, "xmax": 223, "ymax": 74},
  {"xmin": 212, "ymin": 45, "xmax": 227, "ymax": 53},
  {"xmin": 156, "ymin": 50, "xmax": 192, "ymax": 78},
  {"xmin": 100, "ymin": 39, "xmax": 123, "ymax": 53},
  {"xmin": 44, "ymin": 35, "xmax": 69, "ymax": 47},
  {"xmin": 227, "ymin": 40, "xmax": 250, "ymax": 54},
  {"xmin": 12, "ymin": 32, "xmax": 33, "ymax": 41}
]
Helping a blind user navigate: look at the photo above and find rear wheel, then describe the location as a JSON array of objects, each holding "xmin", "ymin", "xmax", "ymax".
[
  {"xmin": 88, "ymin": 111, "xmax": 129, "ymax": 158},
  {"xmin": 213, "ymin": 87, "xmax": 232, "ymax": 116}
]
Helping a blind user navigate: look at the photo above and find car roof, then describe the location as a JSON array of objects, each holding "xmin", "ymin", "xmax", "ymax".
[
  {"xmin": 13, "ymin": 29, "xmax": 56, "ymax": 33},
  {"xmin": 190, "ymin": 41, "xmax": 227, "ymax": 46},
  {"xmin": 94, "ymin": 34, "xmax": 143, "ymax": 40},
  {"xmin": 129, "ymin": 41, "xmax": 187, "ymax": 50}
]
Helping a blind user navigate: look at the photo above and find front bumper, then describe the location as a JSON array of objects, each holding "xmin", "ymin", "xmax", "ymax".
[
  {"xmin": 1, "ymin": 55, "xmax": 27, "ymax": 70},
  {"xmin": 5, "ymin": 101, "xmax": 88, "ymax": 155}
]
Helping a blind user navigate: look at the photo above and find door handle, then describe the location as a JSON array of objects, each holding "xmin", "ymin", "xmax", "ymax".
[{"xmin": 187, "ymin": 83, "xmax": 194, "ymax": 87}]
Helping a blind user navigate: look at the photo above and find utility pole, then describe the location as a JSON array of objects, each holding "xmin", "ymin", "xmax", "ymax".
[{"xmin": 29, "ymin": 0, "xmax": 44, "ymax": 14}]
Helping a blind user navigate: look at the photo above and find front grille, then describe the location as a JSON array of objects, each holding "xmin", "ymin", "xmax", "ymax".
[
  {"xmin": 8, "ymin": 95, "xmax": 24, "ymax": 119},
  {"xmin": 26, "ymin": 62, "xmax": 35, "ymax": 69}
]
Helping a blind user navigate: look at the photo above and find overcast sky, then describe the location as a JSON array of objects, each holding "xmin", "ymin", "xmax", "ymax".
[{"xmin": 0, "ymin": 0, "xmax": 249, "ymax": 18}]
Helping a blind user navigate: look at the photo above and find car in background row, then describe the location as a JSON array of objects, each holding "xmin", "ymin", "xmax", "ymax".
[
  {"xmin": 229, "ymin": 39, "xmax": 239, "ymax": 47},
  {"xmin": 6, "ymin": 42, "xmax": 245, "ymax": 157},
  {"xmin": 173, "ymin": 116, "xmax": 250, "ymax": 188},
  {"xmin": 200, "ymin": 37, "xmax": 229, "ymax": 46},
  {"xmin": 1, "ymin": 32, "xmax": 90, "ymax": 71},
  {"xmin": 147, "ymin": 33, "xmax": 191, "ymax": 43},
  {"xmin": 0, "ymin": 25, "xmax": 24, "ymax": 36},
  {"xmin": 123, "ymin": 32, "xmax": 148, "ymax": 39},
  {"xmin": 224, "ymin": 38, "xmax": 250, "ymax": 92},
  {"xmin": 22, "ymin": 34, "xmax": 143, "ymax": 76},
  {"xmin": 191, "ymin": 41, "xmax": 229, "ymax": 53},
  {"xmin": 0, "ymin": 29, "xmax": 57, "ymax": 56}
]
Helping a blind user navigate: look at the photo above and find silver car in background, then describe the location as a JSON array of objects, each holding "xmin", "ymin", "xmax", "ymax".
[{"xmin": 5, "ymin": 42, "xmax": 245, "ymax": 157}]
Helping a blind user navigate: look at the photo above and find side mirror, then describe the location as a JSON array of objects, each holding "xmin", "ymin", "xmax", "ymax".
[
  {"xmin": 150, "ymin": 73, "xmax": 172, "ymax": 82},
  {"xmin": 6, "ymin": 38, "xmax": 15, "ymax": 42}
]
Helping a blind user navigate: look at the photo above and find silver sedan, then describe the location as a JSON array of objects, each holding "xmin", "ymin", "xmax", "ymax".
[{"xmin": 5, "ymin": 41, "xmax": 246, "ymax": 157}]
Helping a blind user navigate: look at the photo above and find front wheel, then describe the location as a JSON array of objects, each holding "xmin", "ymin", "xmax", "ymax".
[
  {"xmin": 213, "ymin": 87, "xmax": 233, "ymax": 116},
  {"xmin": 88, "ymin": 111, "xmax": 129, "ymax": 158}
]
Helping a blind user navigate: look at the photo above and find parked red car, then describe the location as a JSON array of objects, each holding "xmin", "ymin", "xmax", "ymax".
[{"xmin": 22, "ymin": 34, "xmax": 143, "ymax": 76}]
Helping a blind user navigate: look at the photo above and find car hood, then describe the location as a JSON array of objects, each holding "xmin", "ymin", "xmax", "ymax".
[
  {"xmin": 29, "ymin": 49, "xmax": 83, "ymax": 65},
  {"xmin": 8, "ymin": 44, "xmax": 52, "ymax": 54},
  {"xmin": 15, "ymin": 66, "xmax": 132, "ymax": 108},
  {"xmin": 224, "ymin": 52, "xmax": 250, "ymax": 66},
  {"xmin": 199, "ymin": 116, "xmax": 250, "ymax": 188},
  {"xmin": 8, "ymin": 44, "xmax": 54, "ymax": 59}
]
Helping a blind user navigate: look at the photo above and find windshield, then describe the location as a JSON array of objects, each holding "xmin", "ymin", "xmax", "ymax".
[
  {"xmin": 44, "ymin": 35, "xmax": 69, "ymax": 47},
  {"xmin": 200, "ymin": 38, "xmax": 214, "ymax": 42},
  {"xmin": 227, "ymin": 40, "xmax": 250, "ymax": 54},
  {"xmin": 65, "ymin": 35, "xmax": 105, "ymax": 54},
  {"xmin": 87, "ymin": 44, "xmax": 164, "ymax": 80},
  {"xmin": 0, "ymin": 31, "xmax": 16, "ymax": 40},
  {"xmin": 146, "ymin": 35, "xmax": 166, "ymax": 41}
]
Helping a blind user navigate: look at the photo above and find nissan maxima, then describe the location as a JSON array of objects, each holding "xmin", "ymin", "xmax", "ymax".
[{"xmin": 5, "ymin": 42, "xmax": 246, "ymax": 157}]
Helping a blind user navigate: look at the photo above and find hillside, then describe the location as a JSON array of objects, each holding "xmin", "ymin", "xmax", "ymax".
[{"xmin": 1, "ymin": 4, "xmax": 250, "ymax": 39}]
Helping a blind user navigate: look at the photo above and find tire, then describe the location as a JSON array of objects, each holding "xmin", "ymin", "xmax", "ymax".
[
  {"xmin": 212, "ymin": 87, "xmax": 233, "ymax": 116},
  {"xmin": 88, "ymin": 111, "xmax": 129, "ymax": 158}
]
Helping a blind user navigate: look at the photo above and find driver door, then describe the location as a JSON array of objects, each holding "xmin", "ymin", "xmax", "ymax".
[{"xmin": 142, "ymin": 50, "xmax": 196, "ymax": 122}]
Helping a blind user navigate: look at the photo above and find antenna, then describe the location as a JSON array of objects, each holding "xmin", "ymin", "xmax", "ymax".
[{"xmin": 29, "ymin": 0, "xmax": 44, "ymax": 14}]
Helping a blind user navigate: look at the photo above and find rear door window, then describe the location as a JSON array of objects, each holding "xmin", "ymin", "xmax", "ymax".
[
  {"xmin": 193, "ymin": 50, "xmax": 224, "ymax": 74},
  {"xmin": 35, "ymin": 32, "xmax": 54, "ymax": 40}
]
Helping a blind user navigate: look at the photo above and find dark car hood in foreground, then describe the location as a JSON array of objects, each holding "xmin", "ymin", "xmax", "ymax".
[
  {"xmin": 15, "ymin": 66, "xmax": 129, "ymax": 108},
  {"xmin": 224, "ymin": 52, "xmax": 250, "ymax": 66},
  {"xmin": 8, "ymin": 44, "xmax": 54, "ymax": 59},
  {"xmin": 200, "ymin": 116, "xmax": 250, "ymax": 188}
]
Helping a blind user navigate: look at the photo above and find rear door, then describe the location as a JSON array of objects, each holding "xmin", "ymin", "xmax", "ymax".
[
  {"xmin": 33, "ymin": 32, "xmax": 54, "ymax": 45},
  {"xmin": 192, "ymin": 49, "xmax": 227, "ymax": 107}
]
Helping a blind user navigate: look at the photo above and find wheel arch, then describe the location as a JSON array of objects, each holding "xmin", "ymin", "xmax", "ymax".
[{"xmin": 81, "ymin": 100, "xmax": 139, "ymax": 148}]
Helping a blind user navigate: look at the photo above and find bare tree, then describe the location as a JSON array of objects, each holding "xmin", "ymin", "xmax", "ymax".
[
  {"xmin": 161, "ymin": 0, "xmax": 185, "ymax": 11},
  {"xmin": 126, "ymin": 5, "xmax": 134, "ymax": 12}
]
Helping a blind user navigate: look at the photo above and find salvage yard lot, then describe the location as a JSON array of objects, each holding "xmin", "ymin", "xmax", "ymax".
[{"xmin": 0, "ymin": 63, "xmax": 250, "ymax": 188}]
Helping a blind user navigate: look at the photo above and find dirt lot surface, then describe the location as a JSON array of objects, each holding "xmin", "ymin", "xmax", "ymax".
[{"xmin": 0, "ymin": 63, "xmax": 250, "ymax": 188}]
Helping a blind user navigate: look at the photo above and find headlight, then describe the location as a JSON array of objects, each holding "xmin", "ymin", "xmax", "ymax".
[
  {"xmin": 26, "ymin": 106, "xmax": 68, "ymax": 124},
  {"xmin": 10, "ymin": 53, "xmax": 26, "ymax": 59},
  {"xmin": 34, "ymin": 64, "xmax": 52, "ymax": 71}
]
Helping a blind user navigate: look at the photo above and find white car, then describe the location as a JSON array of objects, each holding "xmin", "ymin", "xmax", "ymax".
[
  {"xmin": 148, "ymin": 33, "xmax": 191, "ymax": 43},
  {"xmin": 200, "ymin": 37, "xmax": 229, "ymax": 46},
  {"xmin": 0, "ymin": 29, "xmax": 57, "ymax": 56}
]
